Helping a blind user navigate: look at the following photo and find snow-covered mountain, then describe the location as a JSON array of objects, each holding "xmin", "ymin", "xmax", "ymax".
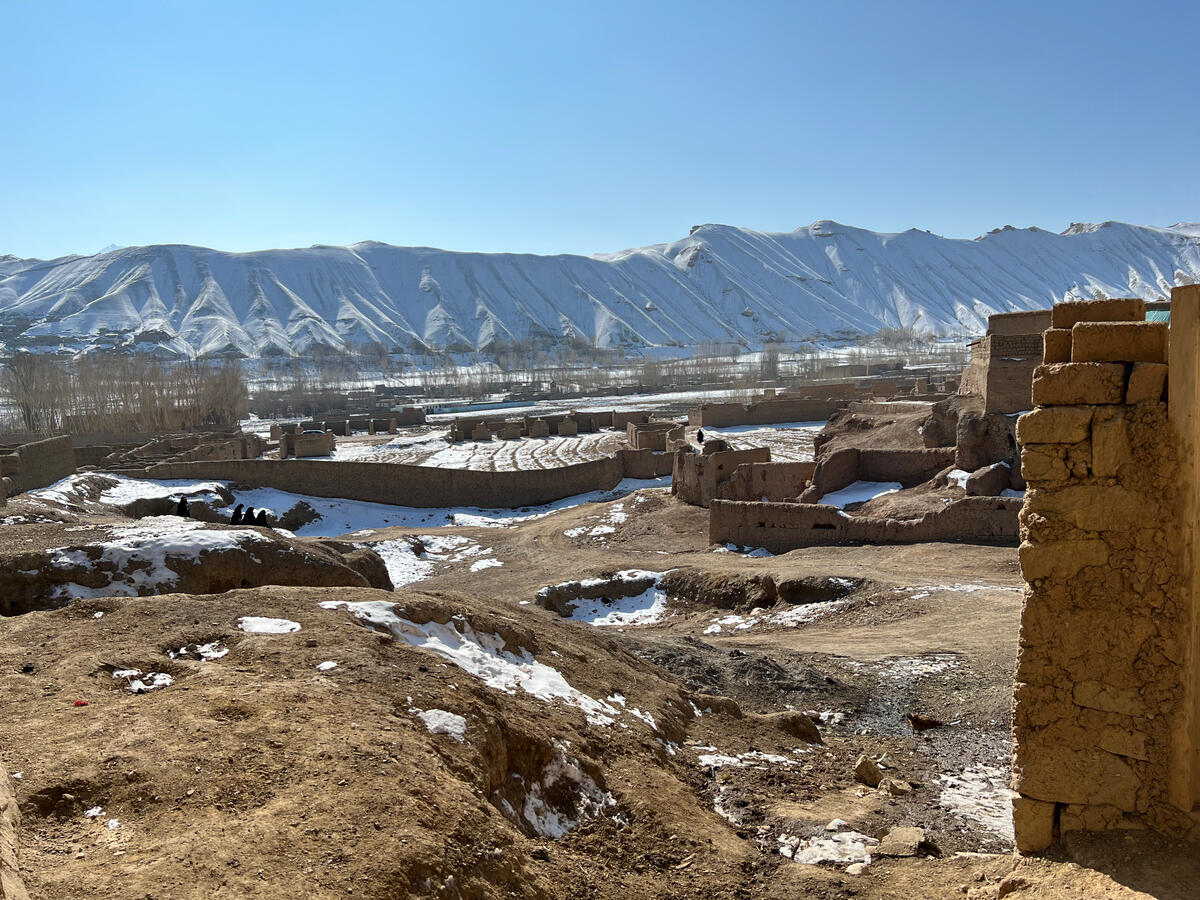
[{"xmin": 1, "ymin": 220, "xmax": 1198, "ymax": 358}]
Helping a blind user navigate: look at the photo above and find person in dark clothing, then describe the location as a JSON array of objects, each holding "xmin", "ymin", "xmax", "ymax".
[
  {"xmin": 175, "ymin": 497, "xmax": 190, "ymax": 518},
  {"xmin": 696, "ymin": 428, "xmax": 705, "ymax": 444},
  {"xmin": 243, "ymin": 507, "xmax": 255, "ymax": 525},
  {"xmin": 229, "ymin": 503, "xmax": 244, "ymax": 525},
  {"xmin": 254, "ymin": 509, "xmax": 269, "ymax": 527}
]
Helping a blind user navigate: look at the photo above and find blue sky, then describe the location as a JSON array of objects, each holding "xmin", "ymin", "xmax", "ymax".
[{"xmin": 2, "ymin": 0, "xmax": 1197, "ymax": 259}]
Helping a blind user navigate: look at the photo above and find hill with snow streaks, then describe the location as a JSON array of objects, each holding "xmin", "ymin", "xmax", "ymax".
[{"xmin": 1, "ymin": 220, "xmax": 1198, "ymax": 358}]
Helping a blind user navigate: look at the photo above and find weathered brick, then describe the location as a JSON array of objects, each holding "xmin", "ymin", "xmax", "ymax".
[
  {"xmin": 1031, "ymin": 363, "xmax": 1126, "ymax": 406},
  {"xmin": 1051, "ymin": 297, "xmax": 1146, "ymax": 329},
  {"xmin": 1071, "ymin": 321, "xmax": 1168, "ymax": 365},
  {"xmin": 1017, "ymin": 406, "xmax": 1092, "ymax": 445},
  {"xmin": 1020, "ymin": 444, "xmax": 1070, "ymax": 483},
  {"xmin": 1012, "ymin": 796, "xmax": 1057, "ymax": 853},
  {"xmin": 1090, "ymin": 409, "xmax": 1131, "ymax": 477},
  {"xmin": 1125, "ymin": 362, "xmax": 1167, "ymax": 404},
  {"xmin": 1043, "ymin": 328, "xmax": 1072, "ymax": 364},
  {"xmin": 1018, "ymin": 538, "xmax": 1109, "ymax": 580}
]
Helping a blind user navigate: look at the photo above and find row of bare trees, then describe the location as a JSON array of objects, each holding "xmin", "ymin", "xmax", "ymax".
[{"xmin": 0, "ymin": 354, "xmax": 247, "ymax": 435}]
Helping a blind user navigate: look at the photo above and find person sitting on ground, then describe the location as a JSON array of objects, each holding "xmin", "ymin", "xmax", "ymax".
[
  {"xmin": 254, "ymin": 509, "xmax": 269, "ymax": 527},
  {"xmin": 242, "ymin": 507, "xmax": 255, "ymax": 525},
  {"xmin": 229, "ymin": 503, "xmax": 244, "ymax": 525},
  {"xmin": 175, "ymin": 497, "xmax": 190, "ymax": 518}
]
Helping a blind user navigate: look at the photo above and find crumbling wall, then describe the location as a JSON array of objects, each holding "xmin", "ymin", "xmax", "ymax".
[
  {"xmin": 671, "ymin": 446, "xmax": 772, "ymax": 507},
  {"xmin": 626, "ymin": 420, "xmax": 685, "ymax": 451},
  {"xmin": 0, "ymin": 435, "xmax": 76, "ymax": 495},
  {"xmin": 709, "ymin": 496, "xmax": 1019, "ymax": 550},
  {"xmin": 800, "ymin": 447, "xmax": 956, "ymax": 502},
  {"xmin": 1011, "ymin": 292, "xmax": 1197, "ymax": 852},
  {"xmin": 723, "ymin": 460, "xmax": 816, "ymax": 502},
  {"xmin": 144, "ymin": 453, "xmax": 633, "ymax": 510}
]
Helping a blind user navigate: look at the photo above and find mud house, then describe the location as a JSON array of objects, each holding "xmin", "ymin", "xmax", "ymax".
[{"xmin": 959, "ymin": 310, "xmax": 1052, "ymax": 414}]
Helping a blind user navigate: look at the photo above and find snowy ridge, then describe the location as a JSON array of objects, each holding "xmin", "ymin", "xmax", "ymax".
[{"xmin": 2, "ymin": 220, "xmax": 1198, "ymax": 357}]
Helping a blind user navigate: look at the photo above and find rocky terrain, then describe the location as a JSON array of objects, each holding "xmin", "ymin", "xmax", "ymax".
[{"xmin": 0, "ymin": 469, "xmax": 1189, "ymax": 898}]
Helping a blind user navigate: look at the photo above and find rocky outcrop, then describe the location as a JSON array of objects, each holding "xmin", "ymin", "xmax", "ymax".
[{"xmin": 0, "ymin": 520, "xmax": 392, "ymax": 616}]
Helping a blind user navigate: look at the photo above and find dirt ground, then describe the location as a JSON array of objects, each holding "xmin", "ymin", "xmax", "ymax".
[{"xmin": 0, "ymin": 485, "xmax": 1194, "ymax": 898}]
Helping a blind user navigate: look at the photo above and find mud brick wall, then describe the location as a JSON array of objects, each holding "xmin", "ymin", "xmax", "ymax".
[
  {"xmin": 626, "ymin": 421, "xmax": 685, "ymax": 451},
  {"xmin": 687, "ymin": 397, "xmax": 843, "ymax": 427},
  {"xmin": 709, "ymin": 496, "xmax": 1019, "ymax": 550},
  {"xmin": 801, "ymin": 447, "xmax": 957, "ymax": 502},
  {"xmin": 0, "ymin": 435, "xmax": 76, "ymax": 495},
  {"xmin": 960, "ymin": 333, "xmax": 1043, "ymax": 415},
  {"xmin": 145, "ymin": 453, "xmax": 628, "ymax": 510},
  {"xmin": 1011, "ymin": 292, "xmax": 1198, "ymax": 852},
  {"xmin": 616, "ymin": 449, "xmax": 675, "ymax": 479},
  {"xmin": 671, "ymin": 447, "xmax": 772, "ymax": 507},
  {"xmin": 988, "ymin": 309, "xmax": 1053, "ymax": 337},
  {"xmin": 723, "ymin": 460, "xmax": 816, "ymax": 502}
]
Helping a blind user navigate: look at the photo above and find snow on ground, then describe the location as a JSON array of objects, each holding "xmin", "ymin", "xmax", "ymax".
[
  {"xmin": 320, "ymin": 600, "xmax": 636, "ymax": 728},
  {"xmin": 818, "ymin": 481, "xmax": 902, "ymax": 508},
  {"xmin": 513, "ymin": 742, "xmax": 617, "ymax": 838},
  {"xmin": 778, "ymin": 830, "xmax": 878, "ymax": 865},
  {"xmin": 695, "ymin": 746, "xmax": 803, "ymax": 768},
  {"xmin": 330, "ymin": 429, "xmax": 628, "ymax": 471},
  {"xmin": 702, "ymin": 597, "xmax": 855, "ymax": 634},
  {"xmin": 35, "ymin": 473, "xmax": 669, "ymax": 537},
  {"xmin": 168, "ymin": 641, "xmax": 228, "ymax": 661},
  {"xmin": 700, "ymin": 421, "xmax": 825, "ymax": 463},
  {"xmin": 712, "ymin": 542, "xmax": 773, "ymax": 557},
  {"xmin": 937, "ymin": 764, "xmax": 1015, "ymax": 842},
  {"xmin": 111, "ymin": 669, "xmax": 174, "ymax": 694},
  {"xmin": 946, "ymin": 469, "xmax": 972, "ymax": 490},
  {"xmin": 409, "ymin": 705, "xmax": 468, "ymax": 742},
  {"xmin": 559, "ymin": 571, "xmax": 671, "ymax": 627},
  {"xmin": 369, "ymin": 534, "xmax": 489, "ymax": 587},
  {"xmin": 47, "ymin": 517, "xmax": 270, "ymax": 600},
  {"xmin": 872, "ymin": 653, "xmax": 959, "ymax": 681},
  {"xmin": 238, "ymin": 617, "xmax": 301, "ymax": 634},
  {"xmin": 563, "ymin": 501, "xmax": 628, "ymax": 542}
]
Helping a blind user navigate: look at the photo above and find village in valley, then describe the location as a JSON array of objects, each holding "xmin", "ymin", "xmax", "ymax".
[{"xmin": 1, "ymin": 291, "xmax": 1198, "ymax": 898}]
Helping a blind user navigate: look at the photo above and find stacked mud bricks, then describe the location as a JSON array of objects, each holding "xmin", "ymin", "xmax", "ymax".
[{"xmin": 1012, "ymin": 287, "xmax": 1200, "ymax": 851}]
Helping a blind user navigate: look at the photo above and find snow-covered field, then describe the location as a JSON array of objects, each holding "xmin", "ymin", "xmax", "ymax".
[
  {"xmin": 326, "ymin": 428, "xmax": 631, "ymax": 470},
  {"xmin": 34, "ymin": 473, "xmax": 670, "ymax": 537}
]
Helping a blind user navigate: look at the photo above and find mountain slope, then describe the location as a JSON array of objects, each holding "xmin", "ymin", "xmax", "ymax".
[{"xmin": 2, "ymin": 220, "xmax": 1198, "ymax": 358}]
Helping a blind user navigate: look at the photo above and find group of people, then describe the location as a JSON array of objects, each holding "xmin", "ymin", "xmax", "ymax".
[
  {"xmin": 171, "ymin": 497, "xmax": 270, "ymax": 527},
  {"xmin": 229, "ymin": 503, "xmax": 269, "ymax": 526}
]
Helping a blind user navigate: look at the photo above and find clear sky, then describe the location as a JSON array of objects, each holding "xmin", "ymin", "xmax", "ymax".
[{"xmin": 2, "ymin": 0, "xmax": 1197, "ymax": 259}]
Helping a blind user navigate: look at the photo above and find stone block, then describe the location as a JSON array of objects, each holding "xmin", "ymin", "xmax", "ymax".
[
  {"xmin": 1089, "ymin": 409, "xmax": 1131, "ymax": 478},
  {"xmin": 1071, "ymin": 321, "xmax": 1168, "ymax": 365},
  {"xmin": 1031, "ymin": 363, "xmax": 1125, "ymax": 406},
  {"xmin": 1125, "ymin": 362, "xmax": 1167, "ymax": 404},
  {"xmin": 965, "ymin": 462, "xmax": 1011, "ymax": 496},
  {"xmin": 1051, "ymin": 298, "xmax": 1146, "ymax": 329},
  {"xmin": 529, "ymin": 419, "xmax": 550, "ymax": 437},
  {"xmin": 1043, "ymin": 328, "xmax": 1072, "ymax": 364},
  {"xmin": 1033, "ymin": 484, "xmax": 1157, "ymax": 532},
  {"xmin": 1019, "ymin": 539, "xmax": 1108, "ymax": 580},
  {"xmin": 1020, "ymin": 444, "xmax": 1071, "ymax": 484},
  {"xmin": 1013, "ymin": 796, "xmax": 1056, "ymax": 853},
  {"xmin": 1017, "ymin": 406, "xmax": 1092, "ymax": 445},
  {"xmin": 557, "ymin": 418, "xmax": 579, "ymax": 437}
]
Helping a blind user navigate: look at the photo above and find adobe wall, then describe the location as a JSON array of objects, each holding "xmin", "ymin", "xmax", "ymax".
[
  {"xmin": 626, "ymin": 421, "xmax": 685, "ymax": 451},
  {"xmin": 988, "ymin": 309, "xmax": 1053, "ymax": 336},
  {"xmin": 0, "ymin": 436, "xmax": 76, "ymax": 495},
  {"xmin": 617, "ymin": 448, "xmax": 676, "ymax": 479},
  {"xmin": 671, "ymin": 446, "xmax": 772, "ymax": 507},
  {"xmin": 959, "ymin": 313, "xmax": 1045, "ymax": 414},
  {"xmin": 801, "ymin": 447, "xmax": 957, "ymax": 501},
  {"xmin": 1011, "ymin": 291, "xmax": 1198, "ymax": 852},
  {"xmin": 688, "ymin": 397, "xmax": 843, "ymax": 428},
  {"xmin": 709, "ymin": 496, "xmax": 1020, "ymax": 550},
  {"xmin": 723, "ymin": 460, "xmax": 816, "ymax": 502},
  {"xmin": 143, "ymin": 453, "xmax": 632, "ymax": 510}
]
